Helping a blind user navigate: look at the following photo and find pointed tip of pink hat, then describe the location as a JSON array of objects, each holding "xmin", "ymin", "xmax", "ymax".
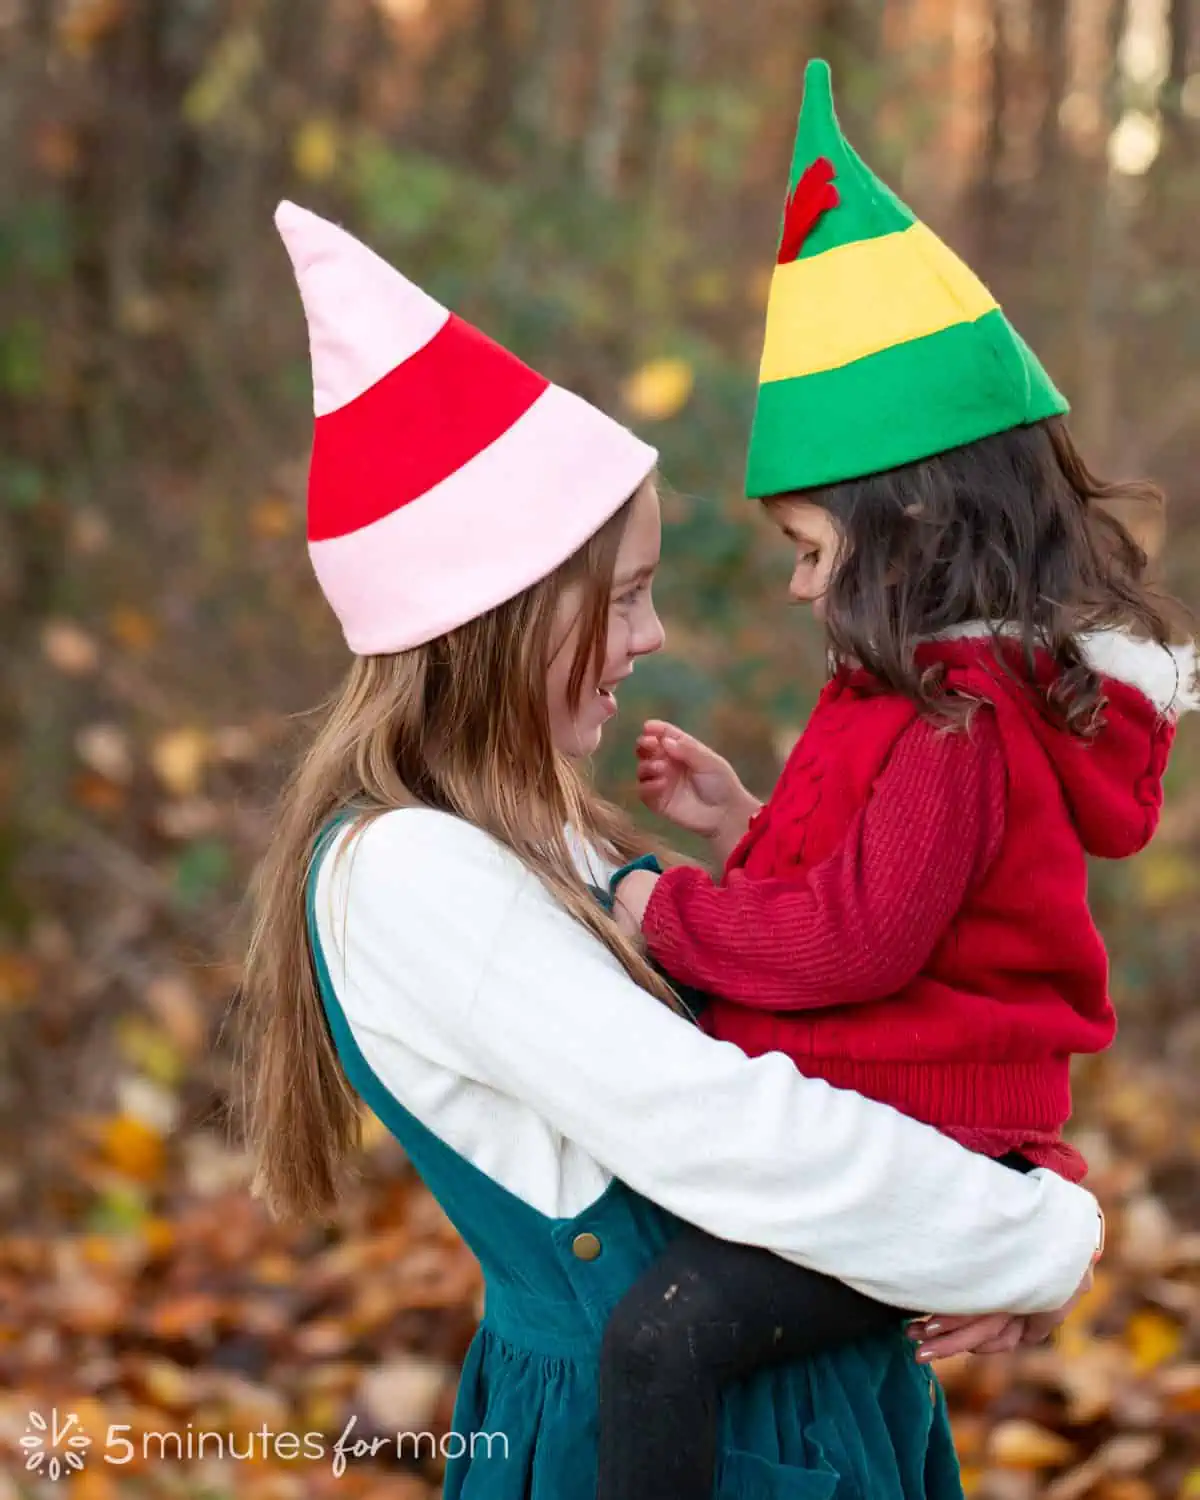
[
  {"xmin": 273, "ymin": 200, "xmax": 449, "ymax": 416},
  {"xmin": 274, "ymin": 198, "xmax": 304, "ymax": 231},
  {"xmin": 274, "ymin": 199, "xmax": 309, "ymax": 246},
  {"xmin": 273, "ymin": 200, "xmax": 346, "ymax": 273}
]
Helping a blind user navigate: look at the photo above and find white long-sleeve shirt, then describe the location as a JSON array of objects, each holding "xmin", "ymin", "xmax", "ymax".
[{"xmin": 313, "ymin": 806, "xmax": 1101, "ymax": 1315}]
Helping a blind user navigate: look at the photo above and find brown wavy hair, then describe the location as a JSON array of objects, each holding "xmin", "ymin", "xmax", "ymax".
[
  {"xmin": 779, "ymin": 417, "xmax": 1185, "ymax": 734},
  {"xmin": 237, "ymin": 481, "xmax": 676, "ymax": 1222}
]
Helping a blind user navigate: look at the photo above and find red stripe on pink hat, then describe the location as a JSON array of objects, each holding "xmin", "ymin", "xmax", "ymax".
[{"xmin": 308, "ymin": 313, "xmax": 549, "ymax": 542}]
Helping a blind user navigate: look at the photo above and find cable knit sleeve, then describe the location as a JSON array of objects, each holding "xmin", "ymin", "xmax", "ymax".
[{"xmin": 641, "ymin": 711, "xmax": 1007, "ymax": 1009}]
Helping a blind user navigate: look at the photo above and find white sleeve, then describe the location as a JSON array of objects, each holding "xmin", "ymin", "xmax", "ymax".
[{"xmin": 327, "ymin": 809, "xmax": 1101, "ymax": 1315}]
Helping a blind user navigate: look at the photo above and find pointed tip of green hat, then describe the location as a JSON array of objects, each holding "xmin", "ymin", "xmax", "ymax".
[
  {"xmin": 794, "ymin": 58, "xmax": 844, "ymax": 165},
  {"xmin": 804, "ymin": 57, "xmax": 833, "ymax": 94},
  {"xmin": 801, "ymin": 57, "xmax": 835, "ymax": 122}
]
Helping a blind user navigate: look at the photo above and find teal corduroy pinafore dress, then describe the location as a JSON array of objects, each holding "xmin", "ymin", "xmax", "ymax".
[{"xmin": 306, "ymin": 824, "xmax": 966, "ymax": 1500}]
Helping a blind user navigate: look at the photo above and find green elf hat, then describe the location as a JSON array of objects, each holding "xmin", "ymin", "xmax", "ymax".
[{"xmin": 746, "ymin": 59, "xmax": 1068, "ymax": 499}]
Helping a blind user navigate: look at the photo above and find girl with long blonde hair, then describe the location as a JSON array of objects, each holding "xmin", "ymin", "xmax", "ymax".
[{"xmin": 238, "ymin": 202, "xmax": 1101, "ymax": 1500}]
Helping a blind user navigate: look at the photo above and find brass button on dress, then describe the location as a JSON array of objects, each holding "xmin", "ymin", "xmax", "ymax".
[{"xmin": 571, "ymin": 1232, "xmax": 602, "ymax": 1261}]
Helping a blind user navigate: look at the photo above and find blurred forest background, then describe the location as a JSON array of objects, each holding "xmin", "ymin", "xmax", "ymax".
[{"xmin": 1, "ymin": 0, "xmax": 1198, "ymax": 1495}]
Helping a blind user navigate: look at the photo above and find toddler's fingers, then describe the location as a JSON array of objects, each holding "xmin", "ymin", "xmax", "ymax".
[
  {"xmin": 659, "ymin": 727, "xmax": 718, "ymax": 770},
  {"xmin": 642, "ymin": 718, "xmax": 683, "ymax": 738}
]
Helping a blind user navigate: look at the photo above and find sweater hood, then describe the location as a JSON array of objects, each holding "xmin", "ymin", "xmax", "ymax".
[{"xmin": 921, "ymin": 628, "xmax": 1197, "ymax": 860}]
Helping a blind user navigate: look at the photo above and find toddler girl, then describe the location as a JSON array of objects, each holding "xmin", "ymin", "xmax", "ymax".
[{"xmin": 594, "ymin": 59, "xmax": 1193, "ymax": 1500}]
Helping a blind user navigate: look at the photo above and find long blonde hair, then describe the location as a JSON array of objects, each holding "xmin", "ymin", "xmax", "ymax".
[{"xmin": 237, "ymin": 484, "xmax": 677, "ymax": 1222}]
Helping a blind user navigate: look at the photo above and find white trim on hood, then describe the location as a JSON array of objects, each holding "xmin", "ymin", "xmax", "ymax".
[{"xmin": 930, "ymin": 624, "xmax": 1199, "ymax": 716}]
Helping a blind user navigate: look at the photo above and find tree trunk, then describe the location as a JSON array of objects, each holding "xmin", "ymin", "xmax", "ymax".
[
  {"xmin": 1033, "ymin": 0, "xmax": 1069, "ymax": 181},
  {"xmin": 969, "ymin": 0, "xmax": 1012, "ymax": 268},
  {"xmin": 1160, "ymin": 0, "xmax": 1192, "ymax": 137},
  {"xmin": 627, "ymin": 0, "xmax": 690, "ymax": 203},
  {"xmin": 626, "ymin": 0, "xmax": 699, "ymax": 331},
  {"xmin": 584, "ymin": 0, "xmax": 653, "ymax": 195},
  {"xmin": 516, "ymin": 0, "xmax": 579, "ymax": 162},
  {"xmin": 465, "ymin": 0, "xmax": 517, "ymax": 167},
  {"xmin": 1073, "ymin": 0, "xmax": 1135, "ymax": 466}
]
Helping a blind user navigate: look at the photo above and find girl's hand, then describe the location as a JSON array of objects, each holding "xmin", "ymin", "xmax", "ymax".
[
  {"xmin": 908, "ymin": 1312, "xmax": 1027, "ymax": 1361},
  {"xmin": 911, "ymin": 1262, "xmax": 1095, "ymax": 1361},
  {"xmin": 636, "ymin": 720, "xmax": 760, "ymax": 855}
]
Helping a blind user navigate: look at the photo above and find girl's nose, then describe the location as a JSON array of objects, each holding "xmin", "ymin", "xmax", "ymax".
[{"xmin": 635, "ymin": 607, "xmax": 666, "ymax": 658}]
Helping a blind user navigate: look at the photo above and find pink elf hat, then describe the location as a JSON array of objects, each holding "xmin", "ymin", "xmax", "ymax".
[{"xmin": 274, "ymin": 202, "xmax": 657, "ymax": 655}]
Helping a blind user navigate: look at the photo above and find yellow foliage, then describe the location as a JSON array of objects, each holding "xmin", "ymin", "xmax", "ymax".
[
  {"xmin": 71, "ymin": 1469, "xmax": 120, "ymax": 1500},
  {"xmin": 1094, "ymin": 1480, "xmax": 1157, "ymax": 1500},
  {"xmin": 149, "ymin": 727, "xmax": 210, "ymax": 797},
  {"xmin": 376, "ymin": 0, "xmax": 430, "ymax": 19},
  {"xmin": 689, "ymin": 269, "xmax": 729, "ymax": 307},
  {"xmin": 116, "ymin": 1015, "xmax": 186, "ymax": 1088},
  {"xmin": 0, "ymin": 950, "xmax": 39, "ymax": 1011},
  {"xmin": 622, "ymin": 357, "xmax": 694, "ymax": 421},
  {"xmin": 140, "ymin": 1216, "xmax": 176, "ymax": 1259},
  {"xmin": 251, "ymin": 496, "xmax": 298, "ymax": 538},
  {"xmin": 987, "ymin": 1419, "xmax": 1078, "ymax": 1469},
  {"xmin": 183, "ymin": 26, "xmax": 262, "ymax": 127},
  {"xmin": 101, "ymin": 1114, "xmax": 166, "ymax": 1184},
  {"xmin": 131, "ymin": 1356, "xmax": 195, "ymax": 1412},
  {"xmin": 58, "ymin": 0, "xmax": 126, "ymax": 59},
  {"xmin": 80, "ymin": 1232, "xmax": 117, "ymax": 1266},
  {"xmin": 1135, "ymin": 848, "xmax": 1200, "ymax": 907},
  {"xmin": 1125, "ymin": 1308, "xmax": 1182, "ymax": 1373},
  {"xmin": 293, "ymin": 118, "xmax": 340, "ymax": 182},
  {"xmin": 949, "ymin": 1415, "xmax": 985, "ymax": 1462},
  {"xmin": 109, "ymin": 606, "xmax": 158, "ymax": 652}
]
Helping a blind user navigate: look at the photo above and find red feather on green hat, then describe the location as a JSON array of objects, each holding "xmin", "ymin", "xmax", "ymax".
[{"xmin": 776, "ymin": 156, "xmax": 839, "ymax": 264}]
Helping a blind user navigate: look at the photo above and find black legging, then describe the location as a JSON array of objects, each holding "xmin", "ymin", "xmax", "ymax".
[{"xmin": 595, "ymin": 1152, "xmax": 1032, "ymax": 1500}]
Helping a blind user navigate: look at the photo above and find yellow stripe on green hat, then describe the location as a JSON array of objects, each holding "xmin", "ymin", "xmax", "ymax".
[{"xmin": 746, "ymin": 59, "xmax": 1069, "ymax": 500}]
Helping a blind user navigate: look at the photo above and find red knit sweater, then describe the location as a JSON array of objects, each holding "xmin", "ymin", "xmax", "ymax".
[{"xmin": 642, "ymin": 632, "xmax": 1187, "ymax": 1183}]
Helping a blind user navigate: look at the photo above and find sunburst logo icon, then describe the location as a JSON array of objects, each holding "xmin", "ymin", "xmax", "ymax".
[{"xmin": 20, "ymin": 1409, "xmax": 92, "ymax": 1480}]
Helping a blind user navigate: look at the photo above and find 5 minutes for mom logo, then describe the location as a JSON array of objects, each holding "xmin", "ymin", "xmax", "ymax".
[{"xmin": 21, "ymin": 1409, "xmax": 92, "ymax": 1480}]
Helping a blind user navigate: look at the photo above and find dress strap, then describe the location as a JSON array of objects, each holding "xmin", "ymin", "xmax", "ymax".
[{"xmin": 306, "ymin": 810, "xmax": 560, "ymax": 1238}]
